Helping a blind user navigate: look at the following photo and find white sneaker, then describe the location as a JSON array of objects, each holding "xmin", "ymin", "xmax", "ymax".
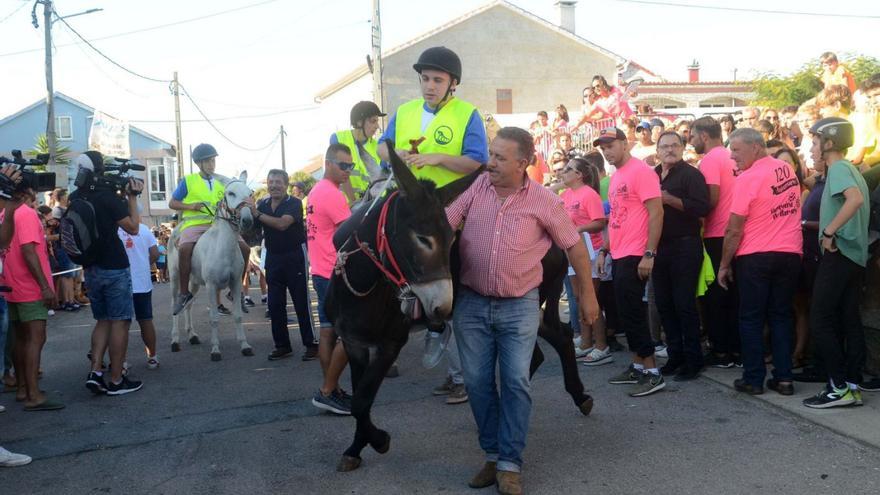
[
  {"xmin": 48, "ymin": 309, "xmax": 55, "ymax": 316},
  {"xmin": 582, "ymin": 347, "xmax": 614, "ymax": 366},
  {"xmin": 575, "ymin": 345, "xmax": 595, "ymax": 359},
  {"xmin": 147, "ymin": 356, "xmax": 159, "ymax": 370},
  {"xmin": 655, "ymin": 345, "xmax": 668, "ymax": 359},
  {"xmin": 573, "ymin": 336, "xmax": 582, "ymax": 348},
  {"xmin": 0, "ymin": 446, "xmax": 32, "ymax": 467}
]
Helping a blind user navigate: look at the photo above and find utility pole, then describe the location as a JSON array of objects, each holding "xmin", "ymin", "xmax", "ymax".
[
  {"xmin": 371, "ymin": 0, "xmax": 384, "ymax": 123},
  {"xmin": 40, "ymin": 0, "xmax": 59, "ymax": 184},
  {"xmin": 173, "ymin": 72, "xmax": 185, "ymax": 183},
  {"xmin": 280, "ymin": 125, "xmax": 287, "ymax": 172}
]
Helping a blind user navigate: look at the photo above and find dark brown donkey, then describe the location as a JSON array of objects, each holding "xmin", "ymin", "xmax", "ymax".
[{"xmin": 326, "ymin": 143, "xmax": 593, "ymax": 473}]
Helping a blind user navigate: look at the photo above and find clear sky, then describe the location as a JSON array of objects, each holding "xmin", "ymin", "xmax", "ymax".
[{"xmin": 0, "ymin": 0, "xmax": 877, "ymax": 178}]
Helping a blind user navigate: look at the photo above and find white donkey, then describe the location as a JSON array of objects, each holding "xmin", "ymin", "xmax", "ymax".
[{"xmin": 167, "ymin": 171, "xmax": 255, "ymax": 361}]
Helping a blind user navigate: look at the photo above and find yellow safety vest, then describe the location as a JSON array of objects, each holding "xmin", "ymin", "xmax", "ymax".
[
  {"xmin": 334, "ymin": 130, "xmax": 379, "ymax": 196},
  {"xmin": 179, "ymin": 173, "xmax": 225, "ymax": 232},
  {"xmin": 394, "ymin": 97, "xmax": 477, "ymax": 187}
]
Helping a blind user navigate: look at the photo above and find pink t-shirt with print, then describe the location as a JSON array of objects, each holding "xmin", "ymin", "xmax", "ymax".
[
  {"xmin": 729, "ymin": 156, "xmax": 803, "ymax": 257},
  {"xmin": 608, "ymin": 156, "xmax": 661, "ymax": 259},
  {"xmin": 699, "ymin": 145, "xmax": 738, "ymax": 238},
  {"xmin": 561, "ymin": 185, "xmax": 605, "ymax": 251},
  {"xmin": 306, "ymin": 179, "xmax": 351, "ymax": 279},
  {"xmin": 0, "ymin": 206, "xmax": 54, "ymax": 303}
]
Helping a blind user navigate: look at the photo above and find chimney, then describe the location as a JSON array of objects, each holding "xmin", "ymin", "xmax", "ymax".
[
  {"xmin": 556, "ymin": 0, "xmax": 577, "ymax": 34},
  {"xmin": 688, "ymin": 60, "xmax": 700, "ymax": 83}
]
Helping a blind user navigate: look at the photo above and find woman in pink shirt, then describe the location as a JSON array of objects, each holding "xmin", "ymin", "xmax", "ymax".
[
  {"xmin": 573, "ymin": 75, "xmax": 635, "ymax": 129},
  {"xmin": 560, "ymin": 153, "xmax": 612, "ymax": 365}
]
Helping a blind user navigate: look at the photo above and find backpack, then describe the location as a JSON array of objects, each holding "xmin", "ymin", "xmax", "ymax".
[{"xmin": 60, "ymin": 195, "xmax": 100, "ymax": 266}]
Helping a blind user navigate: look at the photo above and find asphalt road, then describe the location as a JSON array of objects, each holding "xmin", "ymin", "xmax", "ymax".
[{"xmin": 2, "ymin": 281, "xmax": 880, "ymax": 494}]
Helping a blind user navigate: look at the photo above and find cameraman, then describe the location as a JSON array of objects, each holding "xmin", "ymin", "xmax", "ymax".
[{"xmin": 71, "ymin": 151, "xmax": 144, "ymax": 396}]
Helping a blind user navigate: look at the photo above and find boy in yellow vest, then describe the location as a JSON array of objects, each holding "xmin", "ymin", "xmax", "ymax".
[
  {"xmin": 169, "ymin": 144, "xmax": 250, "ymax": 315},
  {"xmin": 377, "ymin": 46, "xmax": 487, "ymax": 187},
  {"xmin": 330, "ymin": 101, "xmax": 386, "ymax": 202}
]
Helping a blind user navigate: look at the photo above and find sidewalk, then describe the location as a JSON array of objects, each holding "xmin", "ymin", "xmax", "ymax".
[{"xmin": 700, "ymin": 367, "xmax": 880, "ymax": 450}]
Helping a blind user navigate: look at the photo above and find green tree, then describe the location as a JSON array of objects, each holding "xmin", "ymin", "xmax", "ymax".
[
  {"xmin": 28, "ymin": 134, "xmax": 71, "ymax": 171},
  {"xmin": 290, "ymin": 170, "xmax": 316, "ymax": 194},
  {"xmin": 750, "ymin": 54, "xmax": 880, "ymax": 108}
]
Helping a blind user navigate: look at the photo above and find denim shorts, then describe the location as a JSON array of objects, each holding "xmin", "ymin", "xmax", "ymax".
[
  {"xmin": 312, "ymin": 275, "xmax": 331, "ymax": 327},
  {"xmin": 85, "ymin": 267, "xmax": 133, "ymax": 321},
  {"xmin": 133, "ymin": 291, "xmax": 153, "ymax": 321}
]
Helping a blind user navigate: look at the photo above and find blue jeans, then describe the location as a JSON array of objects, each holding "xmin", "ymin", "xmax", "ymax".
[
  {"xmin": 453, "ymin": 287, "xmax": 540, "ymax": 473},
  {"xmin": 736, "ymin": 252, "xmax": 800, "ymax": 387},
  {"xmin": 84, "ymin": 267, "xmax": 134, "ymax": 321}
]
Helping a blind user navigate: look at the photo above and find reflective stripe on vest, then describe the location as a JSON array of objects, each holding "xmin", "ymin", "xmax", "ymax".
[
  {"xmin": 180, "ymin": 173, "xmax": 225, "ymax": 232},
  {"xmin": 335, "ymin": 130, "xmax": 379, "ymax": 195},
  {"xmin": 394, "ymin": 98, "xmax": 476, "ymax": 187}
]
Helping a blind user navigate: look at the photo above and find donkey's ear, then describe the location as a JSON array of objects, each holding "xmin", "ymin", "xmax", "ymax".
[
  {"xmin": 387, "ymin": 139, "xmax": 424, "ymax": 199},
  {"xmin": 436, "ymin": 165, "xmax": 484, "ymax": 207},
  {"xmin": 239, "ymin": 170, "xmax": 248, "ymax": 182}
]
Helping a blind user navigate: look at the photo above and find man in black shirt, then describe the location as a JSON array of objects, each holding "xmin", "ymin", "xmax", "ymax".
[
  {"xmin": 652, "ymin": 131, "xmax": 710, "ymax": 381},
  {"xmin": 71, "ymin": 151, "xmax": 145, "ymax": 396},
  {"xmin": 253, "ymin": 169, "xmax": 317, "ymax": 360}
]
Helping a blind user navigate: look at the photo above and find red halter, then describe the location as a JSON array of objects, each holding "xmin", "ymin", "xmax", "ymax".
[{"xmin": 353, "ymin": 191, "xmax": 408, "ymax": 289}]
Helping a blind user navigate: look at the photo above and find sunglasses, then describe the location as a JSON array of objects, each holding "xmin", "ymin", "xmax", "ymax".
[{"xmin": 330, "ymin": 160, "xmax": 355, "ymax": 171}]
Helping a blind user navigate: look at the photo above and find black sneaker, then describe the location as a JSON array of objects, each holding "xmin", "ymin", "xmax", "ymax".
[
  {"xmin": 268, "ymin": 348, "xmax": 293, "ymax": 361},
  {"xmin": 85, "ymin": 371, "xmax": 107, "ymax": 395},
  {"xmin": 217, "ymin": 304, "xmax": 232, "ymax": 316},
  {"xmin": 311, "ymin": 389, "xmax": 351, "ymax": 415},
  {"xmin": 704, "ymin": 353, "xmax": 735, "ymax": 369},
  {"xmin": 803, "ymin": 384, "xmax": 855, "ymax": 409},
  {"xmin": 859, "ymin": 378, "xmax": 880, "ymax": 392},
  {"xmin": 660, "ymin": 359, "xmax": 684, "ymax": 376},
  {"xmin": 173, "ymin": 292, "xmax": 194, "ymax": 316},
  {"xmin": 302, "ymin": 346, "xmax": 319, "ymax": 361},
  {"xmin": 106, "ymin": 376, "xmax": 143, "ymax": 396},
  {"xmin": 244, "ymin": 296, "xmax": 256, "ymax": 307}
]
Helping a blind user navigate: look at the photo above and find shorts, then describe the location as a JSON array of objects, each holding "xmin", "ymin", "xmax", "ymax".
[
  {"xmin": 8, "ymin": 301, "xmax": 48, "ymax": 322},
  {"xmin": 84, "ymin": 267, "xmax": 133, "ymax": 321},
  {"xmin": 133, "ymin": 291, "xmax": 153, "ymax": 321},
  {"xmin": 54, "ymin": 248, "xmax": 77, "ymax": 278},
  {"xmin": 312, "ymin": 275, "xmax": 331, "ymax": 327},
  {"xmin": 179, "ymin": 224, "xmax": 211, "ymax": 245}
]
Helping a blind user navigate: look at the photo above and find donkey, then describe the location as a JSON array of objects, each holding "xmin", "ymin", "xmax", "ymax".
[
  {"xmin": 167, "ymin": 171, "xmax": 255, "ymax": 361},
  {"xmin": 328, "ymin": 144, "xmax": 591, "ymax": 473}
]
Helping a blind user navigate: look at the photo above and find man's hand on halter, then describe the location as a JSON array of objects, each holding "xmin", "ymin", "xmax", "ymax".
[{"xmin": 189, "ymin": 201, "xmax": 211, "ymax": 213}]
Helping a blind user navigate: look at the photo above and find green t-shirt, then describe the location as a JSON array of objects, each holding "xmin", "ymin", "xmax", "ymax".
[
  {"xmin": 600, "ymin": 175, "xmax": 610, "ymax": 202},
  {"xmin": 820, "ymin": 159, "xmax": 871, "ymax": 266}
]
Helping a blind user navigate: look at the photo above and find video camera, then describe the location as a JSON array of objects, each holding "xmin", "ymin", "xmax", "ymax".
[
  {"xmin": 0, "ymin": 150, "xmax": 56, "ymax": 200},
  {"xmin": 75, "ymin": 156, "xmax": 145, "ymax": 195}
]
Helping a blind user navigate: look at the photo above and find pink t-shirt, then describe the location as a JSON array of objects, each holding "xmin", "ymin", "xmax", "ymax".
[
  {"xmin": 608, "ymin": 157, "xmax": 661, "ymax": 259},
  {"xmin": 0, "ymin": 206, "xmax": 54, "ymax": 303},
  {"xmin": 561, "ymin": 186, "xmax": 605, "ymax": 251},
  {"xmin": 306, "ymin": 179, "xmax": 351, "ymax": 279},
  {"xmin": 699, "ymin": 145, "xmax": 737, "ymax": 238},
  {"xmin": 729, "ymin": 156, "xmax": 803, "ymax": 257}
]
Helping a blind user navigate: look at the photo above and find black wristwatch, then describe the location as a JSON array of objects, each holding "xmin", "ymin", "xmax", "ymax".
[
  {"xmin": 644, "ymin": 250, "xmax": 656, "ymax": 259},
  {"xmin": 821, "ymin": 229, "xmax": 835, "ymax": 239}
]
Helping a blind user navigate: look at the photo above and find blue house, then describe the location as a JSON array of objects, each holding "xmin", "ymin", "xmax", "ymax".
[{"xmin": 0, "ymin": 92, "xmax": 178, "ymax": 223}]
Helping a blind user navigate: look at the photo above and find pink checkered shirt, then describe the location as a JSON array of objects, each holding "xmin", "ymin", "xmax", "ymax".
[{"xmin": 446, "ymin": 172, "xmax": 580, "ymax": 298}]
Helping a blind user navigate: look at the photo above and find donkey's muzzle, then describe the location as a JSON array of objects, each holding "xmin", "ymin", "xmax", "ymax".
[{"xmin": 410, "ymin": 279, "xmax": 453, "ymax": 323}]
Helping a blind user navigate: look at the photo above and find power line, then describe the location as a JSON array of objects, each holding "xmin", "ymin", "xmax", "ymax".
[
  {"xmin": 178, "ymin": 84, "xmax": 280, "ymax": 152},
  {"xmin": 0, "ymin": 0, "xmax": 284, "ymax": 58},
  {"xmin": 129, "ymin": 105, "xmax": 319, "ymax": 123},
  {"xmin": 611, "ymin": 0, "xmax": 880, "ymax": 19},
  {"xmin": 0, "ymin": 1, "xmax": 27, "ymax": 25},
  {"xmin": 54, "ymin": 14, "xmax": 172, "ymax": 83}
]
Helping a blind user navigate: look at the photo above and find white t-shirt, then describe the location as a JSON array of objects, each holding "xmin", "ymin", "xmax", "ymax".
[{"xmin": 118, "ymin": 224, "xmax": 157, "ymax": 294}]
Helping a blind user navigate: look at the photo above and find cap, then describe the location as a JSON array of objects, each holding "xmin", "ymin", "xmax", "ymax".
[
  {"xmin": 636, "ymin": 121, "xmax": 652, "ymax": 131},
  {"xmin": 649, "ymin": 118, "xmax": 665, "ymax": 128},
  {"xmin": 592, "ymin": 127, "xmax": 627, "ymax": 146}
]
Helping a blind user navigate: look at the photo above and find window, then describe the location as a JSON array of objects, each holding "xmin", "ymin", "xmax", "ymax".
[
  {"xmin": 56, "ymin": 116, "xmax": 73, "ymax": 140},
  {"xmin": 148, "ymin": 159, "xmax": 167, "ymax": 202},
  {"xmin": 496, "ymin": 89, "xmax": 512, "ymax": 114}
]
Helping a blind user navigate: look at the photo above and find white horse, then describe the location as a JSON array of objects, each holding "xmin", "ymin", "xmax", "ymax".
[{"xmin": 167, "ymin": 171, "xmax": 255, "ymax": 361}]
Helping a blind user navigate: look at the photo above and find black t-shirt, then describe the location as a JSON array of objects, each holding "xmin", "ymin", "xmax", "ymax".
[
  {"xmin": 257, "ymin": 195, "xmax": 305, "ymax": 256},
  {"xmin": 70, "ymin": 188, "xmax": 130, "ymax": 269}
]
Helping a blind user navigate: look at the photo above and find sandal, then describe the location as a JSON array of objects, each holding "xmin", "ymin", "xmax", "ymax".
[{"xmin": 24, "ymin": 399, "xmax": 65, "ymax": 411}]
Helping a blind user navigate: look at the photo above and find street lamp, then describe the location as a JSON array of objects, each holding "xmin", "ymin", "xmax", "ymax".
[{"xmin": 31, "ymin": 1, "xmax": 102, "ymax": 188}]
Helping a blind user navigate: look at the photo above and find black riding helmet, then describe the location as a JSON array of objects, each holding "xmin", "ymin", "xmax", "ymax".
[
  {"xmin": 413, "ymin": 46, "xmax": 462, "ymax": 84},
  {"xmin": 809, "ymin": 117, "xmax": 854, "ymax": 153},
  {"xmin": 350, "ymin": 101, "xmax": 386, "ymax": 128}
]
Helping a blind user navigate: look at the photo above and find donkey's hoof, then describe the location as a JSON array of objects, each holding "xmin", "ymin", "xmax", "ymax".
[
  {"xmin": 171, "ymin": 342, "xmax": 181, "ymax": 352},
  {"xmin": 210, "ymin": 352, "xmax": 222, "ymax": 362},
  {"xmin": 371, "ymin": 430, "xmax": 391, "ymax": 454},
  {"xmin": 578, "ymin": 396, "xmax": 594, "ymax": 416},
  {"xmin": 189, "ymin": 336, "xmax": 201, "ymax": 345},
  {"xmin": 336, "ymin": 455, "xmax": 361, "ymax": 472},
  {"xmin": 241, "ymin": 347, "xmax": 254, "ymax": 357}
]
